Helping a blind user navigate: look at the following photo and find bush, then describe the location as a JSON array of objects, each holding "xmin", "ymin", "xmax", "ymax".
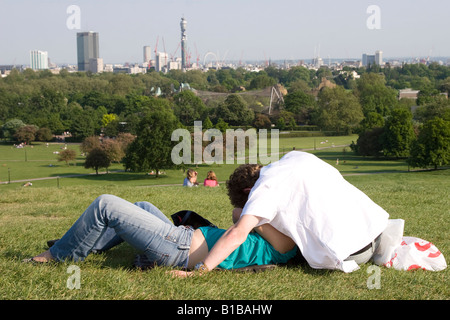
[
  {"xmin": 58, "ymin": 148, "xmax": 77, "ymax": 165},
  {"xmin": 36, "ymin": 127, "xmax": 53, "ymax": 142}
]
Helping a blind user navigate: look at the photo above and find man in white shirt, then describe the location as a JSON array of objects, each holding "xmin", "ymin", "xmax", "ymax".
[{"xmin": 179, "ymin": 151, "xmax": 389, "ymax": 276}]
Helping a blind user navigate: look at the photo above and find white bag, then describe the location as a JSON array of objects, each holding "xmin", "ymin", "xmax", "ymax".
[
  {"xmin": 372, "ymin": 219, "xmax": 405, "ymax": 266},
  {"xmin": 385, "ymin": 237, "xmax": 447, "ymax": 271},
  {"xmin": 372, "ymin": 219, "xmax": 447, "ymax": 271}
]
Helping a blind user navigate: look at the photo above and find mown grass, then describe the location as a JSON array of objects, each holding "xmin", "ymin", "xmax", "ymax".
[
  {"xmin": 1, "ymin": 171, "xmax": 449, "ymax": 300},
  {"xmin": 0, "ymin": 137, "xmax": 449, "ymax": 300}
]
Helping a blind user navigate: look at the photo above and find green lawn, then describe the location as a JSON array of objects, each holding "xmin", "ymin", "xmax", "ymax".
[
  {"xmin": 0, "ymin": 137, "xmax": 449, "ymax": 300},
  {"xmin": 0, "ymin": 134, "xmax": 404, "ymax": 189}
]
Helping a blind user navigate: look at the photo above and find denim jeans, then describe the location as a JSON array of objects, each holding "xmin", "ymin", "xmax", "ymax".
[{"xmin": 49, "ymin": 194, "xmax": 193, "ymax": 268}]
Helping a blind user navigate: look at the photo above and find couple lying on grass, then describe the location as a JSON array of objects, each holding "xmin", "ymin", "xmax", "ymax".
[{"xmin": 27, "ymin": 151, "xmax": 389, "ymax": 276}]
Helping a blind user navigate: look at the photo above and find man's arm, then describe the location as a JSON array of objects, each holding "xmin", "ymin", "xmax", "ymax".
[
  {"xmin": 233, "ymin": 208, "xmax": 295, "ymax": 254},
  {"xmin": 202, "ymin": 214, "xmax": 261, "ymax": 270},
  {"xmin": 169, "ymin": 214, "xmax": 261, "ymax": 278}
]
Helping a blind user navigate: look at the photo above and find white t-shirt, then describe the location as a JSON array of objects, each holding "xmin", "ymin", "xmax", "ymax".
[{"xmin": 241, "ymin": 151, "xmax": 389, "ymax": 272}]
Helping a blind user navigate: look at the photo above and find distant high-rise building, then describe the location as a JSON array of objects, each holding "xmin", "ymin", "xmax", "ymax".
[
  {"xmin": 143, "ymin": 46, "xmax": 151, "ymax": 64},
  {"xmin": 89, "ymin": 58, "xmax": 103, "ymax": 73},
  {"xmin": 180, "ymin": 17, "xmax": 187, "ymax": 70},
  {"xmin": 156, "ymin": 52, "xmax": 169, "ymax": 72},
  {"xmin": 375, "ymin": 50, "xmax": 383, "ymax": 65},
  {"xmin": 77, "ymin": 32, "xmax": 99, "ymax": 71},
  {"xmin": 362, "ymin": 50, "xmax": 383, "ymax": 67},
  {"xmin": 30, "ymin": 50, "xmax": 48, "ymax": 70}
]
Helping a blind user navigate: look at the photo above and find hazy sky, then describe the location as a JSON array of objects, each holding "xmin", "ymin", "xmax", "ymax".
[{"xmin": 1, "ymin": 0, "xmax": 449, "ymax": 65}]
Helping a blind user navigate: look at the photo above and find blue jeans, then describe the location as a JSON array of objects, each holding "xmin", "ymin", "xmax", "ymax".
[{"xmin": 49, "ymin": 194, "xmax": 194, "ymax": 268}]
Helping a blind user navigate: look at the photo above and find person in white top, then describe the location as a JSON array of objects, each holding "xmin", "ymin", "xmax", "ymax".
[{"xmin": 174, "ymin": 151, "xmax": 389, "ymax": 277}]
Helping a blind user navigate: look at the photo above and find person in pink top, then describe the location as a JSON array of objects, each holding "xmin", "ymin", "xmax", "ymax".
[{"xmin": 203, "ymin": 171, "xmax": 219, "ymax": 187}]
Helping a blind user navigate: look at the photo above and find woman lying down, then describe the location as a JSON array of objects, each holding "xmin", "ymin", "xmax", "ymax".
[{"xmin": 25, "ymin": 194, "xmax": 298, "ymax": 276}]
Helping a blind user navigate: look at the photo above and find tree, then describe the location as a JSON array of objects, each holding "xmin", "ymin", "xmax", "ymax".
[
  {"xmin": 101, "ymin": 113, "xmax": 118, "ymax": 128},
  {"xmin": 70, "ymin": 111, "xmax": 96, "ymax": 141},
  {"xmin": 214, "ymin": 118, "xmax": 229, "ymax": 132},
  {"xmin": 284, "ymin": 90, "xmax": 316, "ymax": 124},
  {"xmin": 1, "ymin": 119, "xmax": 25, "ymax": 141},
  {"xmin": 116, "ymin": 132, "xmax": 135, "ymax": 149},
  {"xmin": 315, "ymin": 87, "xmax": 364, "ymax": 134},
  {"xmin": 102, "ymin": 138, "xmax": 125, "ymax": 163},
  {"xmin": 84, "ymin": 147, "xmax": 111, "ymax": 174},
  {"xmin": 253, "ymin": 113, "xmax": 272, "ymax": 129},
  {"xmin": 414, "ymin": 95, "xmax": 450, "ymax": 122},
  {"xmin": 408, "ymin": 118, "xmax": 450, "ymax": 170},
  {"xmin": 248, "ymin": 73, "xmax": 277, "ymax": 90},
  {"xmin": 14, "ymin": 125, "xmax": 38, "ymax": 144},
  {"xmin": 285, "ymin": 66, "xmax": 311, "ymax": 86},
  {"xmin": 203, "ymin": 116, "xmax": 213, "ymax": 130},
  {"xmin": 36, "ymin": 127, "xmax": 53, "ymax": 142},
  {"xmin": 381, "ymin": 108, "xmax": 416, "ymax": 158},
  {"xmin": 356, "ymin": 73, "xmax": 398, "ymax": 117},
  {"xmin": 58, "ymin": 148, "xmax": 77, "ymax": 166},
  {"xmin": 173, "ymin": 90, "xmax": 207, "ymax": 126},
  {"xmin": 80, "ymin": 136, "xmax": 101, "ymax": 154},
  {"xmin": 354, "ymin": 127, "xmax": 385, "ymax": 157},
  {"xmin": 276, "ymin": 111, "xmax": 296, "ymax": 130},
  {"xmin": 357, "ymin": 112, "xmax": 385, "ymax": 134},
  {"xmin": 123, "ymin": 109, "xmax": 180, "ymax": 177},
  {"xmin": 215, "ymin": 94, "xmax": 254, "ymax": 126}
]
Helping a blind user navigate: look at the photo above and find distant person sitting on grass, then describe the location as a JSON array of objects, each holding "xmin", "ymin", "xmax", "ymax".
[
  {"xmin": 183, "ymin": 168, "xmax": 198, "ymax": 187},
  {"xmin": 24, "ymin": 194, "xmax": 298, "ymax": 273},
  {"xmin": 203, "ymin": 171, "xmax": 219, "ymax": 187}
]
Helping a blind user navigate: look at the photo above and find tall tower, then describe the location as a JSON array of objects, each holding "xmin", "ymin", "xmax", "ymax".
[
  {"xmin": 143, "ymin": 46, "xmax": 151, "ymax": 64},
  {"xmin": 180, "ymin": 17, "xmax": 187, "ymax": 71},
  {"xmin": 77, "ymin": 31, "xmax": 99, "ymax": 71}
]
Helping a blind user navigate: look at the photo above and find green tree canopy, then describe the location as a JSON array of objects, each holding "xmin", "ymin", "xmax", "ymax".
[
  {"xmin": 84, "ymin": 147, "xmax": 111, "ymax": 174},
  {"xmin": 283, "ymin": 90, "xmax": 316, "ymax": 124},
  {"xmin": 215, "ymin": 94, "xmax": 254, "ymax": 126},
  {"xmin": 381, "ymin": 108, "xmax": 416, "ymax": 158},
  {"xmin": 1, "ymin": 119, "xmax": 25, "ymax": 140},
  {"xmin": 408, "ymin": 117, "xmax": 450, "ymax": 169},
  {"xmin": 173, "ymin": 90, "xmax": 207, "ymax": 126},
  {"xmin": 123, "ymin": 109, "xmax": 180, "ymax": 176},
  {"xmin": 315, "ymin": 87, "xmax": 364, "ymax": 134},
  {"xmin": 356, "ymin": 73, "xmax": 398, "ymax": 117}
]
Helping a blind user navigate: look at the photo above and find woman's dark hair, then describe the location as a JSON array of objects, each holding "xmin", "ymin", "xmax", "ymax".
[{"xmin": 226, "ymin": 164, "xmax": 262, "ymax": 208}]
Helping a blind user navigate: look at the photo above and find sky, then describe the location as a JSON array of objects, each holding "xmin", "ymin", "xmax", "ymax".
[{"xmin": 1, "ymin": 0, "xmax": 449, "ymax": 66}]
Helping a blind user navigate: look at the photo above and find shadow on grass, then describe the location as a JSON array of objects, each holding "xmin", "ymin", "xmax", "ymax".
[
  {"xmin": 48, "ymin": 171, "xmax": 173, "ymax": 183},
  {"xmin": 315, "ymin": 150, "xmax": 408, "ymax": 168}
]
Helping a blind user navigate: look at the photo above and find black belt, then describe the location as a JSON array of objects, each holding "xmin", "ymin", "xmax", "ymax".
[{"xmin": 346, "ymin": 234, "xmax": 381, "ymax": 263}]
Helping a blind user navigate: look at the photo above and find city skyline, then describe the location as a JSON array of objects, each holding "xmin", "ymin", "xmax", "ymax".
[{"xmin": 1, "ymin": 0, "xmax": 450, "ymax": 66}]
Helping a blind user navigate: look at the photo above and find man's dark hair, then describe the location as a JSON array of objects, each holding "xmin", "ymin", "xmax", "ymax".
[{"xmin": 226, "ymin": 164, "xmax": 262, "ymax": 208}]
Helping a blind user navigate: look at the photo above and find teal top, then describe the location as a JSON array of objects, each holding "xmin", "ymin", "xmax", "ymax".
[{"xmin": 198, "ymin": 226, "xmax": 298, "ymax": 269}]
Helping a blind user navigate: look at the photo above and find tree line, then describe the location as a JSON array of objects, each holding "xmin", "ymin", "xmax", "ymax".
[{"xmin": 1, "ymin": 62, "xmax": 449, "ymax": 171}]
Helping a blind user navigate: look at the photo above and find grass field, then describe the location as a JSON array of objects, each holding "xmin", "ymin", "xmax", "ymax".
[{"xmin": 0, "ymin": 136, "xmax": 448, "ymax": 300}]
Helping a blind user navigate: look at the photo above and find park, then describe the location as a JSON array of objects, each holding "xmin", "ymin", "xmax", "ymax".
[
  {"xmin": 1, "ymin": 62, "xmax": 449, "ymax": 301},
  {"xmin": 0, "ymin": 134, "xmax": 448, "ymax": 300}
]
